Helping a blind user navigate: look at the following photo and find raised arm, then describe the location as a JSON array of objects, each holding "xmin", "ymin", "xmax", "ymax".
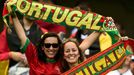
[
  {"xmin": 79, "ymin": 31, "xmax": 101, "ymax": 52},
  {"xmin": 79, "ymin": 17, "xmax": 115, "ymax": 52},
  {"xmin": 11, "ymin": 12, "xmax": 27, "ymax": 47}
]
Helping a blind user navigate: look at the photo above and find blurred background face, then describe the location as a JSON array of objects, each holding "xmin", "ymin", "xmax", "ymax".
[
  {"xmin": 130, "ymin": 56, "xmax": 134, "ymax": 71},
  {"xmin": 64, "ymin": 42, "xmax": 80, "ymax": 64},
  {"xmin": 43, "ymin": 37, "xmax": 59, "ymax": 58},
  {"xmin": 124, "ymin": 55, "xmax": 132, "ymax": 66},
  {"xmin": 130, "ymin": 62, "xmax": 134, "ymax": 71}
]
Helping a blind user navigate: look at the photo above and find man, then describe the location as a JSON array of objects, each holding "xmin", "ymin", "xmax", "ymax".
[
  {"xmin": 130, "ymin": 55, "xmax": 134, "ymax": 74},
  {"xmin": 106, "ymin": 50, "xmax": 133, "ymax": 75}
]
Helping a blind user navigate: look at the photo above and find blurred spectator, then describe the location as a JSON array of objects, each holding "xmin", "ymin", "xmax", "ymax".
[
  {"xmin": 130, "ymin": 56, "xmax": 134, "ymax": 74},
  {"xmin": 116, "ymin": 23, "xmax": 126, "ymax": 36},
  {"xmin": 0, "ymin": 27, "xmax": 10, "ymax": 75},
  {"xmin": 106, "ymin": 50, "xmax": 133, "ymax": 75},
  {"xmin": 36, "ymin": 21, "xmax": 66, "ymax": 34},
  {"xmin": 35, "ymin": 0, "xmax": 67, "ymax": 39}
]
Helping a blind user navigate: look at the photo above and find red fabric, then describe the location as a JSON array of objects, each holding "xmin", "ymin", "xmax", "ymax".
[
  {"xmin": 124, "ymin": 38, "xmax": 134, "ymax": 52},
  {"xmin": 69, "ymin": 32, "xmax": 77, "ymax": 38},
  {"xmin": 38, "ymin": 25, "xmax": 48, "ymax": 33},
  {"xmin": 25, "ymin": 42, "xmax": 61, "ymax": 75},
  {"xmin": 27, "ymin": 0, "xmax": 32, "ymax": 2},
  {"xmin": 0, "ymin": 27, "xmax": 10, "ymax": 61},
  {"xmin": 36, "ymin": 20, "xmax": 66, "ymax": 34},
  {"xmin": 0, "ymin": 52, "xmax": 9, "ymax": 61},
  {"xmin": 2, "ymin": 4, "xmax": 8, "ymax": 16}
]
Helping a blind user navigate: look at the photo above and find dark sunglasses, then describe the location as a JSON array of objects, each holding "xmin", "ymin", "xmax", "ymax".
[
  {"xmin": 44, "ymin": 43, "xmax": 59, "ymax": 48},
  {"xmin": 131, "ymin": 59, "xmax": 134, "ymax": 62},
  {"xmin": 131, "ymin": 56, "xmax": 134, "ymax": 62}
]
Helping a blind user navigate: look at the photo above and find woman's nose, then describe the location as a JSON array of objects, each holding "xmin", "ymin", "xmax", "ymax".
[
  {"xmin": 69, "ymin": 51, "xmax": 73, "ymax": 54},
  {"xmin": 49, "ymin": 45, "xmax": 53, "ymax": 49}
]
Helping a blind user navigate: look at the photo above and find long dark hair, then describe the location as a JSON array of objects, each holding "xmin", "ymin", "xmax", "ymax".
[
  {"xmin": 61, "ymin": 38, "xmax": 85, "ymax": 72},
  {"xmin": 37, "ymin": 32, "xmax": 62, "ymax": 62}
]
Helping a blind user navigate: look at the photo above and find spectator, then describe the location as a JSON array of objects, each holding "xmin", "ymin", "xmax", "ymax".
[
  {"xmin": 6, "ymin": 14, "xmax": 47, "ymax": 67},
  {"xmin": 61, "ymin": 30, "xmax": 102, "ymax": 72},
  {"xmin": 106, "ymin": 50, "xmax": 133, "ymax": 75},
  {"xmin": 130, "ymin": 56, "xmax": 134, "ymax": 74},
  {"xmin": 10, "ymin": 9, "xmax": 63, "ymax": 74}
]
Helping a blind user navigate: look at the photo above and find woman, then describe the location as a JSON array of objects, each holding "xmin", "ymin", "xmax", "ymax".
[
  {"xmin": 10, "ymin": 10, "xmax": 62, "ymax": 74},
  {"xmin": 61, "ymin": 25, "xmax": 103, "ymax": 72},
  {"xmin": 61, "ymin": 30, "xmax": 101, "ymax": 72},
  {"xmin": 61, "ymin": 16, "xmax": 116, "ymax": 72},
  {"xmin": 61, "ymin": 39, "xmax": 85, "ymax": 72}
]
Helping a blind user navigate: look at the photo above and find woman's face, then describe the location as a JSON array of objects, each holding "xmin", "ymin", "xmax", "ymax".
[
  {"xmin": 124, "ymin": 55, "xmax": 132, "ymax": 66},
  {"xmin": 64, "ymin": 42, "xmax": 80, "ymax": 64},
  {"xmin": 43, "ymin": 37, "xmax": 59, "ymax": 58}
]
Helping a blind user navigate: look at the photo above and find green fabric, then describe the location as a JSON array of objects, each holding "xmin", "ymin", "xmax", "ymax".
[
  {"xmin": 20, "ymin": 38, "xmax": 30, "ymax": 53},
  {"xmin": 46, "ymin": 58, "xmax": 56, "ymax": 63},
  {"xmin": 126, "ymin": 50, "xmax": 133, "ymax": 55}
]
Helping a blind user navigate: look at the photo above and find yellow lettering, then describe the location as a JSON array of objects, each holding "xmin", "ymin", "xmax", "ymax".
[
  {"xmin": 94, "ymin": 57, "xmax": 107, "ymax": 71},
  {"xmin": 42, "ymin": 5, "xmax": 56, "ymax": 20},
  {"xmin": 115, "ymin": 46, "xmax": 125, "ymax": 59},
  {"xmin": 17, "ymin": 0, "xmax": 30, "ymax": 14},
  {"xmin": 88, "ymin": 65, "xmax": 97, "ymax": 74},
  {"xmin": 7, "ymin": 0, "xmax": 17, "ymax": 12},
  {"xmin": 75, "ymin": 71, "xmax": 84, "ymax": 75},
  {"xmin": 52, "ymin": 7, "xmax": 69, "ymax": 23},
  {"xmin": 66, "ymin": 10, "xmax": 82, "ymax": 26},
  {"xmin": 27, "ymin": 2, "xmax": 43, "ymax": 18},
  {"xmin": 91, "ymin": 15, "xmax": 102, "ymax": 30},
  {"xmin": 77, "ymin": 13, "xmax": 93, "ymax": 29},
  {"xmin": 107, "ymin": 52, "xmax": 117, "ymax": 65},
  {"xmin": 83, "ymin": 68, "xmax": 91, "ymax": 75}
]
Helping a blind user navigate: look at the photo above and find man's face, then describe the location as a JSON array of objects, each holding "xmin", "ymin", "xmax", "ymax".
[
  {"xmin": 124, "ymin": 55, "xmax": 131, "ymax": 66},
  {"xmin": 130, "ymin": 61, "xmax": 134, "ymax": 73},
  {"xmin": 130, "ymin": 56, "xmax": 134, "ymax": 72}
]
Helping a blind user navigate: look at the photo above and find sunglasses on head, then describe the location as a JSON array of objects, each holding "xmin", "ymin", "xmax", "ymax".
[{"xmin": 44, "ymin": 43, "xmax": 59, "ymax": 48}]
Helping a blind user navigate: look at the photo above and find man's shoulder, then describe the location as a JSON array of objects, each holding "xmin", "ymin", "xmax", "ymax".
[{"xmin": 106, "ymin": 70, "xmax": 119, "ymax": 75}]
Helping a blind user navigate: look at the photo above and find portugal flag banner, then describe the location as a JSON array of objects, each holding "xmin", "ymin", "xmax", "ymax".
[{"xmin": 4, "ymin": 0, "xmax": 117, "ymax": 32}]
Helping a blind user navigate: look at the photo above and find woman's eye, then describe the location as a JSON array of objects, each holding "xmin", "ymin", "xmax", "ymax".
[
  {"xmin": 72, "ymin": 49, "xmax": 76, "ymax": 52},
  {"xmin": 65, "ymin": 50, "xmax": 70, "ymax": 53}
]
